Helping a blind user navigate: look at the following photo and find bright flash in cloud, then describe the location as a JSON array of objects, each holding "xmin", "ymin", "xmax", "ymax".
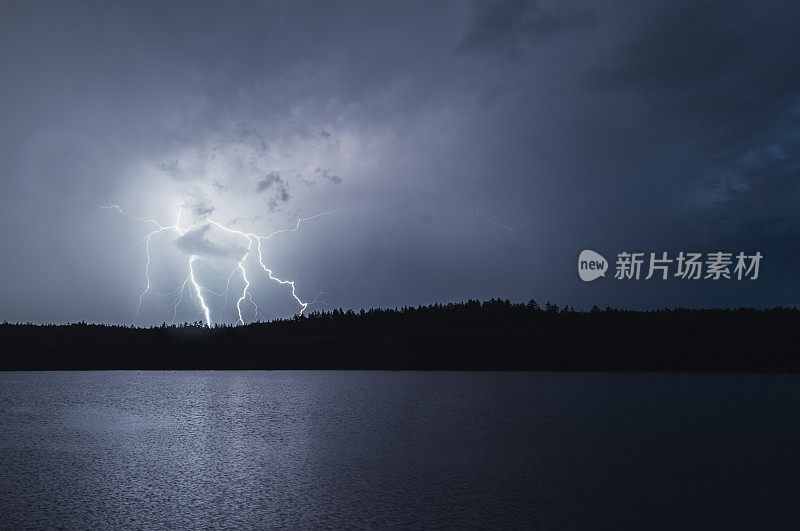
[{"xmin": 98, "ymin": 200, "xmax": 341, "ymax": 327}]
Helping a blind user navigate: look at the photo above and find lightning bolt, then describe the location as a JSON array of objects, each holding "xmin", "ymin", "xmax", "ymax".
[
  {"xmin": 95, "ymin": 200, "xmax": 215, "ymax": 326},
  {"xmin": 206, "ymin": 210, "xmax": 345, "ymax": 324},
  {"xmin": 134, "ymin": 204, "xmax": 192, "ymax": 324},
  {"xmin": 96, "ymin": 198, "xmax": 343, "ymax": 327},
  {"xmin": 171, "ymin": 269, "xmax": 193, "ymax": 323},
  {"xmin": 476, "ymin": 207, "xmax": 512, "ymax": 231},
  {"xmin": 234, "ymin": 237, "xmax": 254, "ymax": 325},
  {"xmin": 188, "ymin": 255, "xmax": 213, "ymax": 327},
  {"xmin": 206, "ymin": 215, "xmax": 329, "ymax": 324}
]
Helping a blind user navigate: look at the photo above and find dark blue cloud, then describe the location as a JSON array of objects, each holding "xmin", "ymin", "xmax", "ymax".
[{"xmin": 1, "ymin": 0, "xmax": 798, "ymax": 324}]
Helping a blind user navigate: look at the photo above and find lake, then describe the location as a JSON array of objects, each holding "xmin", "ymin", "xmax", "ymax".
[{"xmin": 1, "ymin": 371, "xmax": 799, "ymax": 528}]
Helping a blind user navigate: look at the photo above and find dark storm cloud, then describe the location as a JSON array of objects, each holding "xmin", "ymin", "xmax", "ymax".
[
  {"xmin": 175, "ymin": 225, "xmax": 234, "ymax": 258},
  {"xmin": 193, "ymin": 203, "xmax": 215, "ymax": 217},
  {"xmin": 315, "ymin": 168, "xmax": 342, "ymax": 185},
  {"xmin": 235, "ymin": 122, "xmax": 267, "ymax": 152},
  {"xmin": 159, "ymin": 161, "xmax": 181, "ymax": 179},
  {"xmin": 591, "ymin": 0, "xmax": 800, "ymax": 294},
  {"xmin": 1, "ymin": 0, "xmax": 799, "ymax": 324},
  {"xmin": 255, "ymin": 171, "xmax": 291, "ymax": 211},
  {"xmin": 595, "ymin": 1, "xmax": 800, "ymax": 147},
  {"xmin": 255, "ymin": 172, "xmax": 285, "ymax": 194},
  {"xmin": 456, "ymin": 0, "xmax": 593, "ymax": 55}
]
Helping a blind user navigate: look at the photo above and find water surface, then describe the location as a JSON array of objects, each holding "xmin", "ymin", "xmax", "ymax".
[{"xmin": 1, "ymin": 371, "xmax": 799, "ymax": 528}]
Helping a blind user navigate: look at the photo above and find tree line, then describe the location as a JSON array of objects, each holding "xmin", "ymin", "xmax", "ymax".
[{"xmin": 1, "ymin": 299, "xmax": 798, "ymax": 371}]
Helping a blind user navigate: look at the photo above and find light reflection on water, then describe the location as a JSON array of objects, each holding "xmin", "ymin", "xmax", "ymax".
[{"xmin": 1, "ymin": 371, "xmax": 799, "ymax": 528}]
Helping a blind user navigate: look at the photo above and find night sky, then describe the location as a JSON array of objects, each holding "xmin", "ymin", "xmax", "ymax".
[{"xmin": 1, "ymin": 0, "xmax": 798, "ymax": 325}]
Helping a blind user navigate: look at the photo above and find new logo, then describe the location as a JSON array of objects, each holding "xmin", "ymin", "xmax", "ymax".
[{"xmin": 578, "ymin": 250, "xmax": 608, "ymax": 282}]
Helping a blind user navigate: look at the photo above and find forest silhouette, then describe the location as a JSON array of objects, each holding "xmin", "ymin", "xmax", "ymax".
[{"xmin": 1, "ymin": 299, "xmax": 798, "ymax": 371}]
